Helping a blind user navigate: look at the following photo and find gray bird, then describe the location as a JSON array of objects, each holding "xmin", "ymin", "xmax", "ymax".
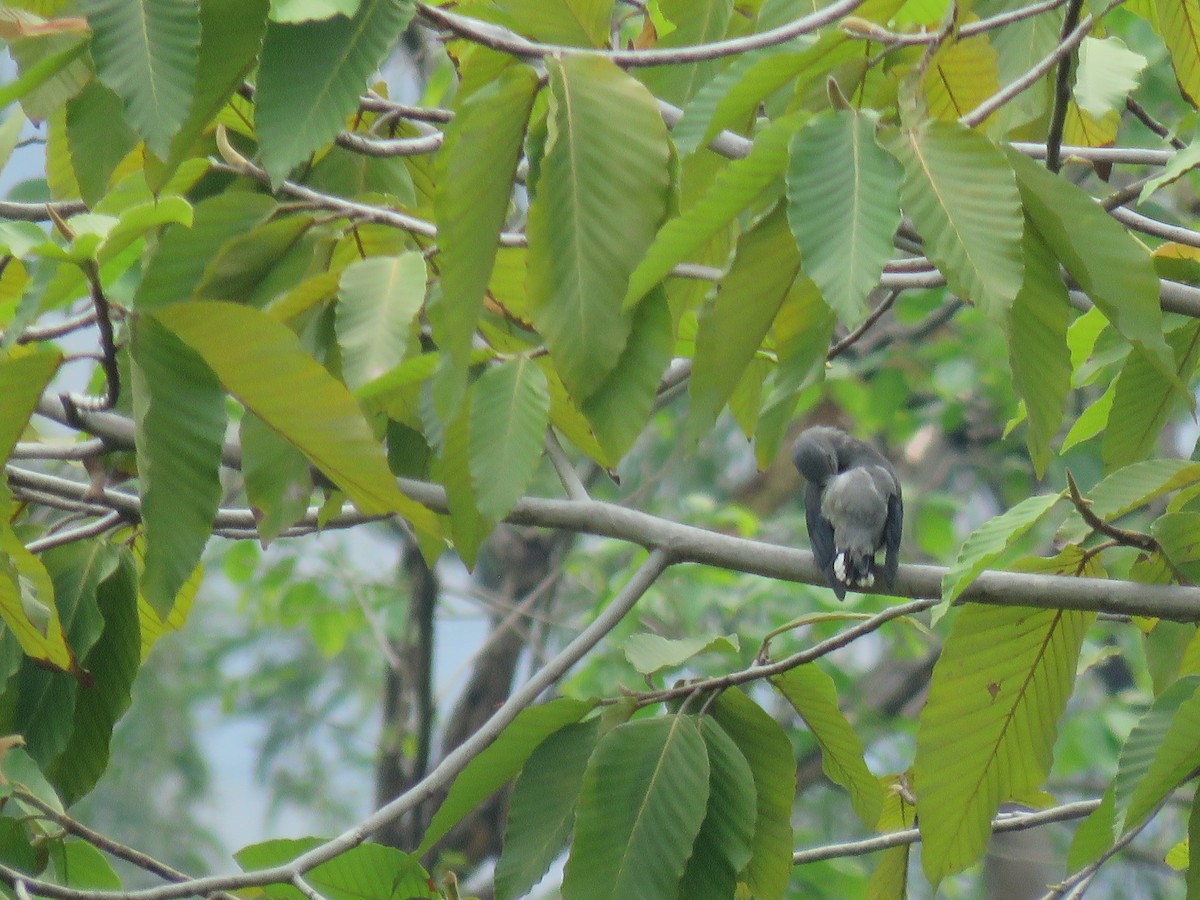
[{"xmin": 792, "ymin": 426, "xmax": 903, "ymax": 600}]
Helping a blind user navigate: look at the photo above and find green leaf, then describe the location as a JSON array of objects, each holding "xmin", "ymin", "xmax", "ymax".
[
  {"xmin": 1140, "ymin": 139, "xmax": 1200, "ymax": 204},
  {"xmin": 0, "ymin": 349, "xmax": 61, "ymax": 459},
  {"xmin": 431, "ymin": 390, "xmax": 490, "ymax": 568},
  {"xmin": 486, "ymin": 0, "xmax": 613, "ymax": 47},
  {"xmin": 65, "ymin": 79, "xmax": 138, "ymax": 205},
  {"xmin": 1006, "ymin": 148, "xmax": 1173, "ymax": 371},
  {"xmin": 152, "ymin": 0, "xmax": 271, "ymax": 190},
  {"xmin": 562, "ymin": 715, "xmax": 709, "ymax": 900},
  {"xmin": 1008, "ymin": 226, "xmax": 1071, "ymax": 477},
  {"xmin": 150, "ymin": 300, "xmax": 439, "ymax": 534},
  {"xmin": 194, "ymin": 214, "xmax": 315, "ymax": 302},
  {"xmin": 677, "ymin": 717, "xmax": 757, "ymax": 900},
  {"xmin": 921, "ymin": 32, "xmax": 1000, "ymax": 121},
  {"xmin": 710, "ymin": 688, "xmax": 795, "ymax": 900},
  {"xmin": 542, "ymin": 362, "xmax": 616, "ymax": 468},
  {"xmin": 236, "ymin": 839, "xmax": 437, "ymax": 900},
  {"xmin": 131, "ymin": 315, "xmax": 226, "ymax": 617},
  {"xmin": 773, "ymin": 665, "xmax": 884, "ymax": 829},
  {"xmin": 527, "ymin": 55, "xmax": 671, "ymax": 401},
  {"xmin": 495, "ymin": 720, "xmax": 599, "ymax": 900},
  {"xmin": 582, "ymin": 286, "xmax": 673, "ymax": 462},
  {"xmin": 84, "ymin": 0, "xmax": 201, "ymax": 158},
  {"xmin": 48, "ymin": 547, "xmax": 139, "ymax": 804},
  {"xmin": 754, "ymin": 276, "xmax": 836, "ymax": 466},
  {"xmin": 271, "ymin": 0, "xmax": 362, "ymax": 22},
  {"xmin": 623, "ymin": 632, "xmax": 738, "ymax": 675},
  {"xmin": 670, "ymin": 42, "xmax": 815, "ymax": 158},
  {"xmin": 1189, "ymin": 789, "xmax": 1200, "ymax": 899},
  {"xmin": 430, "ymin": 62, "xmax": 538, "ymax": 416},
  {"xmin": 256, "ymin": 0, "xmax": 414, "ymax": 184},
  {"xmin": 102, "ymin": 198, "xmax": 195, "ymax": 265},
  {"xmin": 241, "ymin": 411, "xmax": 313, "ymax": 545},
  {"xmin": 1071, "ymin": 459, "xmax": 1200, "ymax": 532},
  {"xmin": 1, "ymin": 748, "xmax": 64, "ymax": 816},
  {"xmin": 1068, "ymin": 786, "xmax": 1116, "ymax": 870},
  {"xmin": 1074, "ymin": 36, "xmax": 1147, "ymax": 118},
  {"xmin": 1103, "ymin": 321, "xmax": 1200, "ymax": 469},
  {"xmin": 688, "ymin": 204, "xmax": 800, "ymax": 444},
  {"xmin": 866, "ymin": 844, "xmax": 910, "ymax": 899},
  {"xmin": 49, "ymin": 840, "xmax": 122, "ymax": 890},
  {"xmin": 893, "ymin": 121, "xmax": 1024, "ymax": 315},
  {"xmin": 1060, "ymin": 379, "xmax": 1114, "ymax": 453},
  {"xmin": 940, "ymin": 492, "xmax": 1063, "ymax": 608},
  {"xmin": 1156, "ymin": 0, "xmax": 1200, "ymax": 107},
  {"xmin": 467, "ymin": 359, "xmax": 550, "ymax": 522},
  {"xmin": 11, "ymin": 540, "xmax": 119, "ymax": 769},
  {"xmin": 335, "ymin": 252, "xmax": 426, "ymax": 391},
  {"xmin": 5, "ymin": 34, "xmax": 90, "ymax": 120},
  {"xmin": 419, "ymin": 697, "xmax": 595, "ymax": 854},
  {"xmin": 134, "ymin": 193, "xmax": 278, "ymax": 310},
  {"xmin": 788, "ymin": 110, "xmax": 901, "ymax": 325},
  {"xmin": 625, "ymin": 114, "xmax": 794, "ymax": 307},
  {"xmin": 636, "ymin": 0, "xmax": 731, "ymax": 105},
  {"xmin": 0, "ymin": 521, "xmax": 72, "ymax": 672},
  {"xmin": 915, "ymin": 605, "xmax": 1092, "ymax": 885},
  {"xmin": 1113, "ymin": 675, "xmax": 1200, "ymax": 834}
]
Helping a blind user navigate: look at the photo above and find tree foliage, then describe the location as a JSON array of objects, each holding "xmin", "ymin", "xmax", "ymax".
[{"xmin": 4, "ymin": 0, "xmax": 1200, "ymax": 898}]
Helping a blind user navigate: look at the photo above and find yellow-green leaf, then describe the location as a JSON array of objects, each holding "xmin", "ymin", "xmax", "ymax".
[{"xmin": 149, "ymin": 300, "xmax": 439, "ymax": 534}]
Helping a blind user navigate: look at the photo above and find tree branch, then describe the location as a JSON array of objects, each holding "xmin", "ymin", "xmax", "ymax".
[
  {"xmin": 0, "ymin": 550, "xmax": 673, "ymax": 900},
  {"xmin": 1043, "ymin": 0, "xmax": 1086, "ymax": 173},
  {"xmin": 417, "ymin": 0, "xmax": 866, "ymax": 66},
  {"xmin": 792, "ymin": 799, "xmax": 1101, "ymax": 864}
]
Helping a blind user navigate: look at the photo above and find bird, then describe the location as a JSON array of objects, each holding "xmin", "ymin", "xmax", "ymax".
[{"xmin": 791, "ymin": 426, "xmax": 903, "ymax": 600}]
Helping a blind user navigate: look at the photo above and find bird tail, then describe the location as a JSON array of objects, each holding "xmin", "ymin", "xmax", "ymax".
[{"xmin": 833, "ymin": 550, "xmax": 877, "ymax": 591}]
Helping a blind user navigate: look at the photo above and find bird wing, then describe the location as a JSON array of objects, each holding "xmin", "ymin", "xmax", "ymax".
[
  {"xmin": 805, "ymin": 482, "xmax": 843, "ymax": 598},
  {"xmin": 881, "ymin": 490, "xmax": 903, "ymax": 588}
]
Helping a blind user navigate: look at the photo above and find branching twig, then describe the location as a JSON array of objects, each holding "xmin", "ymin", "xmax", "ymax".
[
  {"xmin": 1065, "ymin": 471, "xmax": 1157, "ymax": 553},
  {"xmin": 961, "ymin": 4, "xmax": 1114, "ymax": 129},
  {"xmin": 1040, "ymin": 794, "xmax": 1174, "ymax": 899},
  {"xmin": 638, "ymin": 599, "xmax": 937, "ymax": 708}
]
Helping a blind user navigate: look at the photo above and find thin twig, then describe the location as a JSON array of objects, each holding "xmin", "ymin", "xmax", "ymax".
[
  {"xmin": 334, "ymin": 130, "xmax": 442, "ymax": 158},
  {"xmin": 1044, "ymin": 0, "xmax": 1085, "ymax": 173},
  {"xmin": 13, "ymin": 790, "xmax": 238, "ymax": 899},
  {"xmin": 545, "ymin": 430, "xmax": 589, "ymax": 501},
  {"xmin": 828, "ymin": 289, "xmax": 900, "ymax": 360},
  {"xmin": 793, "ymin": 799, "xmax": 1101, "ymax": 864},
  {"xmin": 961, "ymin": 5, "xmax": 1114, "ymax": 129},
  {"xmin": 16, "ymin": 307, "xmax": 98, "ymax": 344},
  {"xmin": 289, "ymin": 876, "xmax": 329, "ymax": 900},
  {"xmin": 1125, "ymin": 96, "xmax": 1187, "ymax": 149},
  {"xmin": 1041, "ymin": 794, "xmax": 1173, "ymax": 899},
  {"xmin": 418, "ymin": 0, "xmax": 866, "ymax": 67},
  {"xmin": 1066, "ymin": 471, "xmax": 1158, "ymax": 553},
  {"xmin": 60, "ymin": 264, "xmax": 120, "ymax": 420},
  {"xmin": 23, "ymin": 511, "xmax": 125, "ymax": 554},
  {"xmin": 846, "ymin": 0, "xmax": 1067, "ymax": 45},
  {"xmin": 11, "ymin": 439, "xmax": 109, "ymax": 461}
]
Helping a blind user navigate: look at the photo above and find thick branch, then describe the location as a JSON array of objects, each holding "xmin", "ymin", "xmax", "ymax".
[{"xmin": 10, "ymin": 454, "xmax": 1200, "ymax": 621}]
